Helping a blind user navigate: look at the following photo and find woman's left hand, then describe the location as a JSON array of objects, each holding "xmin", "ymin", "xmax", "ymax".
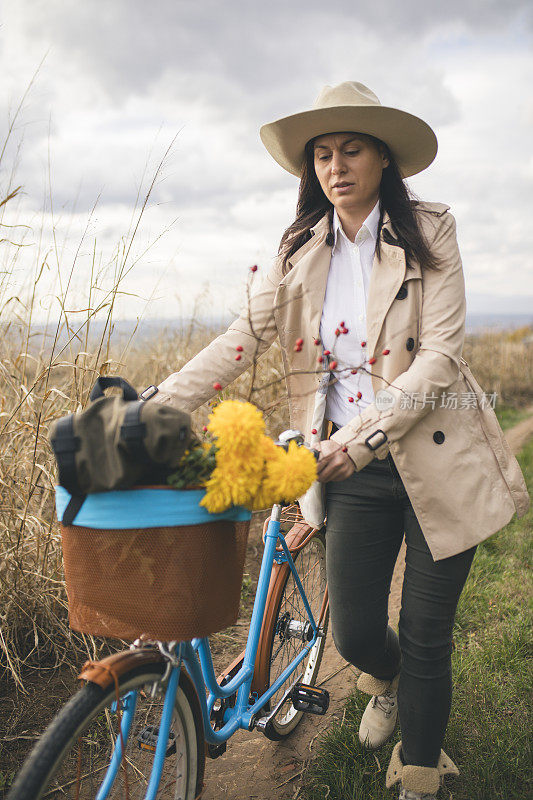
[{"xmin": 314, "ymin": 439, "xmax": 356, "ymax": 483}]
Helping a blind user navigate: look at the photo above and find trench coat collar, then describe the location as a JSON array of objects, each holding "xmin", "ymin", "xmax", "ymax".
[{"xmin": 285, "ymin": 209, "xmax": 408, "ymax": 359}]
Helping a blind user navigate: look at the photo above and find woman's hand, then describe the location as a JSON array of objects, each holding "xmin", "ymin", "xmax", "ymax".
[{"xmin": 314, "ymin": 439, "xmax": 356, "ymax": 483}]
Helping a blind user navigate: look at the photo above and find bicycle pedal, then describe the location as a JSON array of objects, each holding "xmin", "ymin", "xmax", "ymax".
[
  {"xmin": 290, "ymin": 683, "xmax": 330, "ymax": 715},
  {"xmin": 137, "ymin": 725, "xmax": 176, "ymax": 757}
]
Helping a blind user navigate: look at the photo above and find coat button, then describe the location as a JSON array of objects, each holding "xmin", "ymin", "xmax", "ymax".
[
  {"xmin": 433, "ymin": 430, "xmax": 445, "ymax": 444},
  {"xmin": 396, "ymin": 284, "xmax": 408, "ymax": 300},
  {"xmin": 406, "ymin": 337, "xmax": 415, "ymax": 351}
]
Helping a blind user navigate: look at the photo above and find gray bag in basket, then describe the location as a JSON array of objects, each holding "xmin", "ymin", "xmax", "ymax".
[{"xmin": 49, "ymin": 376, "xmax": 193, "ymax": 524}]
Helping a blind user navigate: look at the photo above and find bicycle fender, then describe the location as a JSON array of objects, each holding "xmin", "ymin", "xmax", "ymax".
[{"xmin": 78, "ymin": 648, "xmax": 167, "ymax": 689}]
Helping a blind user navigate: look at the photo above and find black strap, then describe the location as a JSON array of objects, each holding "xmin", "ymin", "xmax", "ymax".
[
  {"xmin": 51, "ymin": 415, "xmax": 83, "ymax": 496},
  {"xmin": 62, "ymin": 493, "xmax": 87, "ymax": 526},
  {"xmin": 119, "ymin": 401, "xmax": 151, "ymax": 463},
  {"xmin": 89, "ymin": 376, "xmax": 138, "ymax": 403},
  {"xmin": 51, "ymin": 415, "xmax": 86, "ymax": 525},
  {"xmin": 365, "ymin": 429, "xmax": 388, "ymax": 452}
]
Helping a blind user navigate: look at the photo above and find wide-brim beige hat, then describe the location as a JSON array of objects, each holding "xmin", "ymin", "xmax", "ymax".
[{"xmin": 260, "ymin": 81, "xmax": 438, "ymax": 179}]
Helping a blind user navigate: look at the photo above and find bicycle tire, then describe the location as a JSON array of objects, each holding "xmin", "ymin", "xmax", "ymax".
[
  {"xmin": 7, "ymin": 661, "xmax": 205, "ymax": 800},
  {"xmin": 254, "ymin": 523, "xmax": 328, "ymax": 739}
]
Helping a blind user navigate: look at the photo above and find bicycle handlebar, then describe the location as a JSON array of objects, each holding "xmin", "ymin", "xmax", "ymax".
[{"xmin": 275, "ymin": 429, "xmax": 320, "ymax": 461}]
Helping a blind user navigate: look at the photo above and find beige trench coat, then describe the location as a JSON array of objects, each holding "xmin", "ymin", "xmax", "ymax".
[{"xmin": 154, "ymin": 201, "xmax": 530, "ymax": 561}]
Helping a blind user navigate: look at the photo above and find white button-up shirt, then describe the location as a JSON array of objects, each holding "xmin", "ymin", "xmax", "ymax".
[{"xmin": 319, "ymin": 199, "xmax": 380, "ymax": 428}]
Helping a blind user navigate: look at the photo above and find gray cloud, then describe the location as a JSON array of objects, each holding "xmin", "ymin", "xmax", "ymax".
[
  {"xmin": 15, "ymin": 1, "xmax": 533, "ymax": 97},
  {"xmin": 1, "ymin": 0, "xmax": 532, "ymax": 319}
]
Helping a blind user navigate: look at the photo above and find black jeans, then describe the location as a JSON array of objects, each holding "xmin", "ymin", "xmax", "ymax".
[{"xmin": 325, "ymin": 442, "xmax": 477, "ymax": 767}]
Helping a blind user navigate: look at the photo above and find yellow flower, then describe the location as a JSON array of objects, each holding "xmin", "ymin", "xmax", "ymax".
[
  {"xmin": 199, "ymin": 400, "xmax": 317, "ymax": 514},
  {"xmin": 255, "ymin": 440, "xmax": 317, "ymax": 508},
  {"xmin": 283, "ymin": 440, "xmax": 317, "ymax": 496},
  {"xmin": 250, "ymin": 437, "xmax": 283, "ymax": 510},
  {"xmin": 257, "ymin": 434, "xmax": 279, "ymax": 465},
  {"xmin": 201, "ymin": 400, "xmax": 267, "ymax": 512},
  {"xmin": 200, "ymin": 473, "xmax": 233, "ymax": 514},
  {"xmin": 207, "ymin": 400, "xmax": 265, "ymax": 451}
]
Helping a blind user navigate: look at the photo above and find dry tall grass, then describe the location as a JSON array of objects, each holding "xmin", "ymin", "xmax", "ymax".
[
  {"xmin": 1, "ymin": 114, "xmax": 532, "ymax": 690},
  {"xmin": 0, "ymin": 311, "xmax": 287, "ymax": 689},
  {"xmin": 1, "ymin": 108, "xmax": 287, "ymax": 688},
  {"xmin": 0, "ymin": 169, "xmax": 288, "ymax": 689},
  {"xmin": 463, "ymin": 328, "xmax": 533, "ymax": 406}
]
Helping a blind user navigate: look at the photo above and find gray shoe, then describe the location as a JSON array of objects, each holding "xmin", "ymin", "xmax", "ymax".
[
  {"xmin": 358, "ymin": 687, "xmax": 398, "ymax": 749},
  {"xmin": 356, "ymin": 671, "xmax": 400, "ymax": 750}
]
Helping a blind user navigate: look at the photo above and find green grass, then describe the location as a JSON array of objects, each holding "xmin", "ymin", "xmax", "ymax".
[
  {"xmin": 0, "ymin": 773, "xmax": 15, "ymax": 793},
  {"xmin": 300, "ymin": 438, "xmax": 533, "ymax": 800},
  {"xmin": 495, "ymin": 402, "xmax": 532, "ymax": 431}
]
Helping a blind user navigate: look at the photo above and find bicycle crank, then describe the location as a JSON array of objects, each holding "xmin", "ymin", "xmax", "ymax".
[{"xmin": 252, "ymin": 673, "xmax": 303, "ymax": 733}]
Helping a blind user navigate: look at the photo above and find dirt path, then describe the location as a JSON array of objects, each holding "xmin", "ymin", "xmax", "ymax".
[
  {"xmin": 201, "ymin": 414, "xmax": 533, "ymax": 800},
  {"xmin": 502, "ymin": 405, "xmax": 533, "ymax": 454}
]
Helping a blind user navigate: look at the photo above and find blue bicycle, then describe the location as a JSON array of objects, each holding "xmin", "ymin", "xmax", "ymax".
[{"xmin": 8, "ymin": 431, "xmax": 329, "ymax": 800}]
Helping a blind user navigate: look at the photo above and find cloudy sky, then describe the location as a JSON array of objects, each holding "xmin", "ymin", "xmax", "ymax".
[{"xmin": 1, "ymin": 0, "xmax": 532, "ymax": 324}]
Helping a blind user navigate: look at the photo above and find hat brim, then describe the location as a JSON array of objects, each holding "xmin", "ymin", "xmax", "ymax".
[{"xmin": 260, "ymin": 105, "xmax": 437, "ymax": 179}]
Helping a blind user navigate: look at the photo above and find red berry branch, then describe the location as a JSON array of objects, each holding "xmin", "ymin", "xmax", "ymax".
[{"xmin": 228, "ymin": 267, "xmax": 407, "ymax": 426}]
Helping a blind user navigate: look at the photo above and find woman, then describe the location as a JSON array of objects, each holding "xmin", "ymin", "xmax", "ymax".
[{"xmin": 146, "ymin": 81, "xmax": 529, "ymax": 799}]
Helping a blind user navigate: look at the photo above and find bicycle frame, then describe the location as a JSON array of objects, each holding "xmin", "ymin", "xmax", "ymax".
[{"xmin": 95, "ymin": 504, "xmax": 324, "ymax": 799}]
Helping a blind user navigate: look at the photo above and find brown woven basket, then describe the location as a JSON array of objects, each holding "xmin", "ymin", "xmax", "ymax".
[{"xmin": 60, "ymin": 513, "xmax": 251, "ymax": 641}]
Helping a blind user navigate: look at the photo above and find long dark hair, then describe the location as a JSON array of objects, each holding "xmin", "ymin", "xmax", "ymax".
[{"xmin": 278, "ymin": 133, "xmax": 440, "ymax": 274}]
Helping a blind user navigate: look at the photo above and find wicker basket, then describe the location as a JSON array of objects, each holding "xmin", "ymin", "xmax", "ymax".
[{"xmin": 57, "ymin": 486, "xmax": 251, "ymax": 641}]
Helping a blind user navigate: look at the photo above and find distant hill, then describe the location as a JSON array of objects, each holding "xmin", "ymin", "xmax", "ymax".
[
  {"xmin": 8, "ymin": 307, "xmax": 533, "ymax": 352},
  {"xmin": 465, "ymin": 313, "xmax": 533, "ymax": 333},
  {"xmin": 467, "ymin": 294, "xmax": 533, "ymax": 315}
]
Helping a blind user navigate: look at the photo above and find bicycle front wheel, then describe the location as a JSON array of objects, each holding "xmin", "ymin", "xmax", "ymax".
[
  {"xmin": 254, "ymin": 520, "xmax": 328, "ymax": 740},
  {"xmin": 7, "ymin": 660, "xmax": 205, "ymax": 800}
]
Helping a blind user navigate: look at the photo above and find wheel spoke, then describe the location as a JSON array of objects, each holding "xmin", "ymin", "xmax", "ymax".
[
  {"xmin": 262, "ymin": 528, "xmax": 328, "ymax": 738},
  {"xmin": 8, "ymin": 667, "xmax": 204, "ymax": 800}
]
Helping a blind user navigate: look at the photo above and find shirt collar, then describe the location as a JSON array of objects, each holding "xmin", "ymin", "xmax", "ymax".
[{"xmin": 332, "ymin": 198, "xmax": 381, "ymax": 250}]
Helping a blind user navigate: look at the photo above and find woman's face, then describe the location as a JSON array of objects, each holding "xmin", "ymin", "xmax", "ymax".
[{"xmin": 313, "ymin": 132, "xmax": 389, "ymax": 213}]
